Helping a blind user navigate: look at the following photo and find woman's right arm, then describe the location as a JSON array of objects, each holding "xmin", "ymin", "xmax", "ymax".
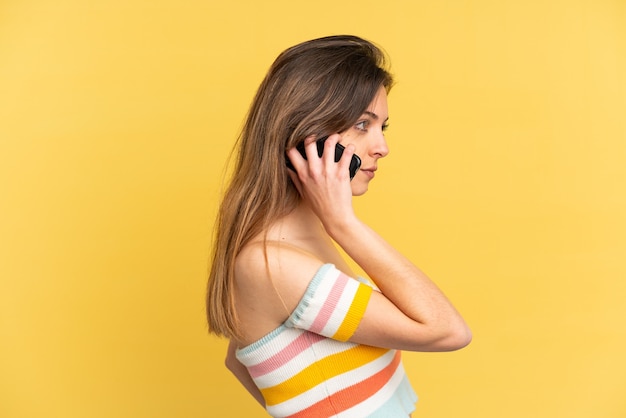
[
  {"xmin": 326, "ymin": 217, "xmax": 472, "ymax": 352},
  {"xmin": 286, "ymin": 136, "xmax": 472, "ymax": 352}
]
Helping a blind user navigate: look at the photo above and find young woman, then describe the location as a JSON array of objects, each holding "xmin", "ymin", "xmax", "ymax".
[{"xmin": 207, "ymin": 35, "xmax": 471, "ymax": 417}]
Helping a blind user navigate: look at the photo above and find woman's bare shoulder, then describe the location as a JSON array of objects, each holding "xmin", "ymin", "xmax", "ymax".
[
  {"xmin": 234, "ymin": 239, "xmax": 324, "ymax": 285},
  {"xmin": 232, "ymin": 240, "xmax": 327, "ymax": 345}
]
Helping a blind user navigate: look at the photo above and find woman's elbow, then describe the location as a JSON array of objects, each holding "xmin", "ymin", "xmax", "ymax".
[
  {"xmin": 225, "ymin": 356, "xmax": 234, "ymax": 372},
  {"xmin": 409, "ymin": 320, "xmax": 472, "ymax": 352},
  {"xmin": 437, "ymin": 321, "xmax": 472, "ymax": 351},
  {"xmin": 224, "ymin": 348, "xmax": 239, "ymax": 373}
]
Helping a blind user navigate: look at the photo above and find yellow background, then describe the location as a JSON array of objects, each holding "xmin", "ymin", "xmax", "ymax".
[{"xmin": 1, "ymin": 1, "xmax": 625, "ymax": 417}]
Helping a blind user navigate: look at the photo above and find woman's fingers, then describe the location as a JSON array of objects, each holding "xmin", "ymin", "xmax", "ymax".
[
  {"xmin": 322, "ymin": 134, "xmax": 339, "ymax": 166},
  {"xmin": 287, "ymin": 133, "xmax": 352, "ymax": 180},
  {"xmin": 303, "ymin": 135, "xmax": 319, "ymax": 167},
  {"xmin": 337, "ymin": 142, "xmax": 356, "ymax": 178},
  {"xmin": 286, "ymin": 135, "xmax": 314, "ymax": 173}
]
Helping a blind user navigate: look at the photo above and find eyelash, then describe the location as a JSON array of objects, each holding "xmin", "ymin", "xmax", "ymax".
[{"xmin": 355, "ymin": 120, "xmax": 390, "ymax": 132}]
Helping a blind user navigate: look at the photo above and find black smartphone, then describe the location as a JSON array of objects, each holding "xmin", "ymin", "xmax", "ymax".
[{"xmin": 286, "ymin": 136, "xmax": 362, "ymax": 180}]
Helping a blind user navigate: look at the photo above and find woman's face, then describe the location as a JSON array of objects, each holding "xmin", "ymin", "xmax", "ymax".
[{"xmin": 340, "ymin": 85, "xmax": 390, "ymax": 196}]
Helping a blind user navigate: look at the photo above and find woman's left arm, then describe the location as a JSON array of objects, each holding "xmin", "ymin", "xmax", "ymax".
[{"xmin": 224, "ymin": 340, "xmax": 265, "ymax": 407}]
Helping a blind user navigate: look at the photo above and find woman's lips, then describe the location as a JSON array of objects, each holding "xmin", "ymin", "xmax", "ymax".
[{"xmin": 360, "ymin": 167, "xmax": 376, "ymax": 179}]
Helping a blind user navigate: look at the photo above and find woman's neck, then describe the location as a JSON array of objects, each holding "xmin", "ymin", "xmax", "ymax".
[{"xmin": 267, "ymin": 201, "xmax": 326, "ymax": 242}]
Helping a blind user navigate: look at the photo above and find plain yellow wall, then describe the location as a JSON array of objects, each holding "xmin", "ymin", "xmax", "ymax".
[{"xmin": 1, "ymin": 1, "xmax": 625, "ymax": 417}]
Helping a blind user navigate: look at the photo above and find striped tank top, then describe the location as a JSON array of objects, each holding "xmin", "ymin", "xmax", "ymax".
[{"xmin": 236, "ymin": 264, "xmax": 418, "ymax": 417}]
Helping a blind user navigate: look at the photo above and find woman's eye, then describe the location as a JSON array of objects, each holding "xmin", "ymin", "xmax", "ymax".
[
  {"xmin": 382, "ymin": 123, "xmax": 389, "ymax": 132},
  {"xmin": 355, "ymin": 121, "xmax": 368, "ymax": 131}
]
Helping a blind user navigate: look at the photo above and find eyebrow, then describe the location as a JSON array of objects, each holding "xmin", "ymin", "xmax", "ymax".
[{"xmin": 363, "ymin": 111, "xmax": 389, "ymax": 122}]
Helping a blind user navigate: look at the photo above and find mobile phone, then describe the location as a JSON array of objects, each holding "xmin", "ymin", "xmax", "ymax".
[{"xmin": 286, "ymin": 136, "xmax": 362, "ymax": 180}]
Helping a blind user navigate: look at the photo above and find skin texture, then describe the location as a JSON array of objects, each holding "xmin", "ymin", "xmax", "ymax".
[{"xmin": 225, "ymin": 86, "xmax": 471, "ymax": 409}]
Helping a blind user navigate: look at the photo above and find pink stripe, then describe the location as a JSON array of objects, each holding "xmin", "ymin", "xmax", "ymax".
[
  {"xmin": 309, "ymin": 273, "xmax": 349, "ymax": 334},
  {"xmin": 247, "ymin": 332, "xmax": 325, "ymax": 378}
]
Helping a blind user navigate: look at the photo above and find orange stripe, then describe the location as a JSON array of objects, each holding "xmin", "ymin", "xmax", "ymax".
[{"xmin": 286, "ymin": 351, "xmax": 402, "ymax": 418}]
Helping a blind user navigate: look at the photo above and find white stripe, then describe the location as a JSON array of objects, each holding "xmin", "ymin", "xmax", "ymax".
[
  {"xmin": 320, "ymin": 277, "xmax": 360, "ymax": 337},
  {"xmin": 236, "ymin": 326, "xmax": 305, "ymax": 366},
  {"xmin": 253, "ymin": 333, "xmax": 357, "ymax": 389},
  {"xmin": 338, "ymin": 358, "xmax": 406, "ymax": 417},
  {"xmin": 266, "ymin": 349, "xmax": 396, "ymax": 417}
]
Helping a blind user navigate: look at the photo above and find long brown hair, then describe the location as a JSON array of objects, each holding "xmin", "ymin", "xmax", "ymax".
[{"xmin": 207, "ymin": 35, "xmax": 393, "ymax": 339}]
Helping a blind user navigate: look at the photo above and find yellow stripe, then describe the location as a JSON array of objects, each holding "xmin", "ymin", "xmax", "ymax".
[
  {"xmin": 261, "ymin": 344, "xmax": 388, "ymax": 406},
  {"xmin": 332, "ymin": 283, "xmax": 372, "ymax": 341}
]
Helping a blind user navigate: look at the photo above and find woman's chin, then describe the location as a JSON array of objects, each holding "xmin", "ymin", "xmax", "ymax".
[{"xmin": 351, "ymin": 182, "xmax": 369, "ymax": 196}]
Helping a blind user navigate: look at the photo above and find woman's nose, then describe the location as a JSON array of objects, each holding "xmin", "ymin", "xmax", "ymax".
[{"xmin": 370, "ymin": 130, "xmax": 389, "ymax": 158}]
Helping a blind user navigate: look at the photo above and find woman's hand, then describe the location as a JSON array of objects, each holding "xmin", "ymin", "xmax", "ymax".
[
  {"xmin": 284, "ymin": 136, "xmax": 471, "ymax": 353},
  {"xmin": 286, "ymin": 134, "xmax": 357, "ymax": 230}
]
